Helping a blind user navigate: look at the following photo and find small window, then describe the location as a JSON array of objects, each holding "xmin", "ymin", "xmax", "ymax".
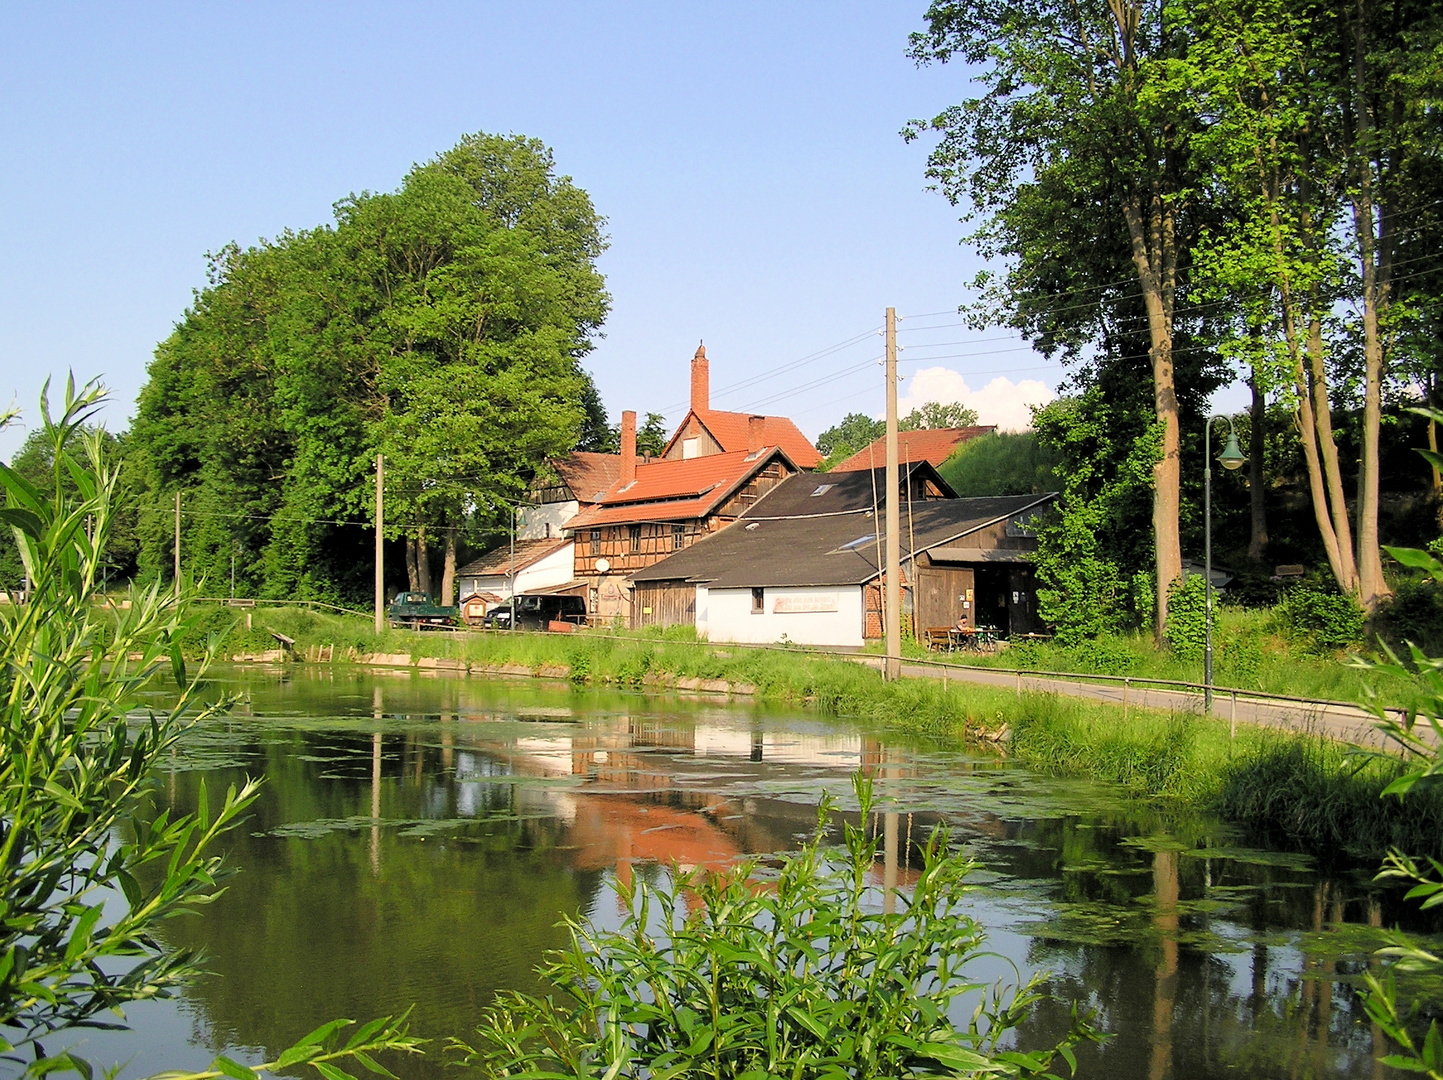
[
  {"xmin": 682, "ymin": 438, "xmax": 699, "ymax": 459},
  {"xmin": 810, "ymin": 484, "xmax": 833, "ymax": 497},
  {"xmin": 629, "ymin": 524, "xmax": 642, "ymax": 552},
  {"xmin": 1006, "ymin": 515, "xmax": 1038, "ymax": 539},
  {"xmin": 590, "ymin": 529, "xmax": 601, "ymax": 553},
  {"xmin": 839, "ymin": 534, "xmax": 875, "ymax": 551},
  {"xmin": 751, "ymin": 587, "xmax": 765, "ymax": 614},
  {"xmin": 672, "ymin": 524, "xmax": 686, "ymax": 550}
]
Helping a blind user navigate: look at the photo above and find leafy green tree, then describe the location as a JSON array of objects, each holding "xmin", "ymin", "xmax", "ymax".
[
  {"xmin": 1180, "ymin": 0, "xmax": 1443, "ymax": 610},
  {"xmin": 900, "ymin": 400, "xmax": 978, "ymax": 430},
  {"xmin": 816, "ymin": 413, "xmax": 885, "ymax": 471},
  {"xmin": 907, "ymin": 0, "xmax": 1213, "ymax": 638},
  {"xmin": 939, "ymin": 431, "xmax": 1059, "ymax": 497},
  {"xmin": 132, "ymin": 132, "xmax": 609, "ymax": 606},
  {"xmin": 636, "ymin": 412, "xmax": 669, "ymax": 458},
  {"xmin": 1031, "ymin": 393, "xmax": 1159, "ymax": 642}
]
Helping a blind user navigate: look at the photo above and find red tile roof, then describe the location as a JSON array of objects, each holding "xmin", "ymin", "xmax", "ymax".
[
  {"xmin": 568, "ymin": 447, "xmax": 793, "ymax": 529},
  {"xmin": 832, "ymin": 426, "xmax": 995, "ymax": 474},
  {"xmin": 663, "ymin": 409, "xmax": 822, "ymax": 468},
  {"xmin": 551, "ymin": 452, "xmax": 622, "ymax": 503},
  {"xmin": 455, "ymin": 537, "xmax": 572, "ymax": 577}
]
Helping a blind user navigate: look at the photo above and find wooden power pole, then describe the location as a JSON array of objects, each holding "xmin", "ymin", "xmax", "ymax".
[
  {"xmin": 884, "ymin": 307, "xmax": 901, "ymax": 681},
  {"xmin": 374, "ymin": 453, "xmax": 385, "ymax": 635},
  {"xmin": 173, "ymin": 490, "xmax": 181, "ymax": 598}
]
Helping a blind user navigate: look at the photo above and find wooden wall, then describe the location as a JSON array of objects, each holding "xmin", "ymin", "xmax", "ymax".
[
  {"xmin": 913, "ymin": 563, "xmax": 976, "ymax": 633},
  {"xmin": 573, "ymin": 519, "xmax": 708, "ymax": 577},
  {"xmin": 663, "ymin": 415, "xmax": 723, "ymax": 460},
  {"xmin": 632, "ymin": 582, "xmax": 697, "ymax": 630}
]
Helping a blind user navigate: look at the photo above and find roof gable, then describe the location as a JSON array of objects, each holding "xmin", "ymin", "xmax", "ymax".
[
  {"xmin": 664, "ymin": 409, "xmax": 822, "ymax": 468},
  {"xmin": 740, "ymin": 463, "xmax": 955, "ymax": 519},
  {"xmin": 568, "ymin": 446, "xmax": 795, "ymax": 529},
  {"xmin": 550, "ymin": 452, "xmax": 622, "ymax": 503},
  {"xmin": 457, "ymin": 537, "xmax": 572, "ymax": 578}
]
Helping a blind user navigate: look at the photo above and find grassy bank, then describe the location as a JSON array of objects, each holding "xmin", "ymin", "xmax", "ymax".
[
  {"xmin": 188, "ymin": 604, "xmax": 1441, "ymax": 864},
  {"xmin": 940, "ymin": 608, "xmax": 1422, "ymax": 710}
]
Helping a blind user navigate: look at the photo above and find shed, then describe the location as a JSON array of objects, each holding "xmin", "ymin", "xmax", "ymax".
[{"xmin": 630, "ymin": 479, "xmax": 1056, "ymax": 646}]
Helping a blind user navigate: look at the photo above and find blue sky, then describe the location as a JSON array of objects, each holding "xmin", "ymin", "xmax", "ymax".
[{"xmin": 0, "ymin": 3, "xmax": 1239, "ymax": 460}]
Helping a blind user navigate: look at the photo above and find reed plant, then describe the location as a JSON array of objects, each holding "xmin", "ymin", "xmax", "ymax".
[
  {"xmin": 0, "ymin": 382, "xmax": 419, "ymax": 1080},
  {"xmin": 458, "ymin": 774, "xmax": 1096, "ymax": 1080}
]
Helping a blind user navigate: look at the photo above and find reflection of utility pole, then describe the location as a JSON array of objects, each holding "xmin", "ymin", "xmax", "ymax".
[
  {"xmin": 883, "ymin": 811, "xmax": 898, "ymax": 915},
  {"xmin": 884, "ymin": 307, "xmax": 901, "ymax": 681},
  {"xmin": 374, "ymin": 454, "xmax": 385, "ymax": 635},
  {"xmin": 174, "ymin": 490, "xmax": 182, "ymax": 598},
  {"xmin": 370, "ymin": 685, "xmax": 383, "ymax": 875}
]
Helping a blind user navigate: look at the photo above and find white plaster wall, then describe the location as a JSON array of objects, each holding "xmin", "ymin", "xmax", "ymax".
[
  {"xmin": 519, "ymin": 501, "xmax": 578, "ymax": 540},
  {"xmin": 704, "ymin": 586, "xmax": 864, "ymax": 648},
  {"xmin": 460, "ymin": 542, "xmax": 575, "ymax": 600}
]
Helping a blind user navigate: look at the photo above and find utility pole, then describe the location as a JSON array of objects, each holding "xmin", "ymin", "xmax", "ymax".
[
  {"xmin": 174, "ymin": 490, "xmax": 181, "ymax": 598},
  {"xmin": 884, "ymin": 306, "xmax": 901, "ymax": 681},
  {"xmin": 374, "ymin": 453, "xmax": 385, "ymax": 635}
]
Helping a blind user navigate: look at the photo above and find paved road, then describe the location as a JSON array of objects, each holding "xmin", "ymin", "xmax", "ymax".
[{"xmin": 853, "ymin": 656, "xmax": 1406, "ymax": 751}]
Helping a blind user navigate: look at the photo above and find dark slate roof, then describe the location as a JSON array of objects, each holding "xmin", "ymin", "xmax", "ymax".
[
  {"xmin": 738, "ymin": 464, "xmax": 954, "ymax": 520},
  {"xmin": 631, "ymin": 493, "xmax": 1056, "ymax": 589}
]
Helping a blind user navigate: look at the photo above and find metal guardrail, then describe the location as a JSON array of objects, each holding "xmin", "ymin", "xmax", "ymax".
[{"xmin": 195, "ymin": 597, "xmax": 373, "ymax": 619}]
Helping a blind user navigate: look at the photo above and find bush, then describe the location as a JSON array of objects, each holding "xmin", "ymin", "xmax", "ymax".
[
  {"xmin": 1165, "ymin": 574, "xmax": 1207, "ymax": 661},
  {"xmin": 1065, "ymin": 635, "xmax": 1137, "ymax": 675},
  {"xmin": 1273, "ymin": 580, "xmax": 1365, "ymax": 653},
  {"xmin": 459, "ymin": 775, "xmax": 1095, "ymax": 1079},
  {"xmin": 1374, "ymin": 577, "xmax": 1443, "ymax": 654}
]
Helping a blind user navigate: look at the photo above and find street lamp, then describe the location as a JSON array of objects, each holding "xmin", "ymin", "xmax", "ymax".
[{"xmin": 1204, "ymin": 415, "xmax": 1248, "ymax": 711}]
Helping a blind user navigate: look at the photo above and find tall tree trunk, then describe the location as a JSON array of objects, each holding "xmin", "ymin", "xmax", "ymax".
[
  {"xmin": 405, "ymin": 537, "xmax": 419, "ymax": 592},
  {"xmin": 1306, "ymin": 317, "xmax": 1360, "ymax": 592},
  {"xmin": 416, "ymin": 526, "xmax": 432, "ymax": 599},
  {"xmin": 440, "ymin": 529, "xmax": 458, "ymax": 607},
  {"xmin": 1121, "ymin": 190, "xmax": 1182, "ymax": 642},
  {"xmin": 1349, "ymin": 0, "xmax": 1392, "ymax": 613},
  {"xmin": 1247, "ymin": 364, "xmax": 1269, "ymax": 563}
]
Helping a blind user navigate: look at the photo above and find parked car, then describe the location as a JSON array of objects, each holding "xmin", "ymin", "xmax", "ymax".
[
  {"xmin": 482, "ymin": 593, "xmax": 586, "ymax": 631},
  {"xmin": 387, "ymin": 592, "xmax": 459, "ymax": 629}
]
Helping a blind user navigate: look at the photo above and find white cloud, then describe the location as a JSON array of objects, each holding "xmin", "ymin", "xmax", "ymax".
[{"xmin": 896, "ymin": 366, "xmax": 1055, "ymax": 432}]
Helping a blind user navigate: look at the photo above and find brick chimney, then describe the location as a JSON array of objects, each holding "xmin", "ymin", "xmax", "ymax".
[
  {"xmin": 747, "ymin": 414, "xmax": 765, "ymax": 452},
  {"xmin": 620, "ymin": 410, "xmax": 637, "ymax": 486},
  {"xmin": 691, "ymin": 343, "xmax": 709, "ymax": 414}
]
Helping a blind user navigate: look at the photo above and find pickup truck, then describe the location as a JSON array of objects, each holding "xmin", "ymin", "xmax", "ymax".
[{"xmin": 387, "ymin": 592, "xmax": 459, "ymax": 630}]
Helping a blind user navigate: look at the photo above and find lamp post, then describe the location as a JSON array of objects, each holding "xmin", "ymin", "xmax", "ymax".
[{"xmin": 1204, "ymin": 415, "xmax": 1248, "ymax": 712}]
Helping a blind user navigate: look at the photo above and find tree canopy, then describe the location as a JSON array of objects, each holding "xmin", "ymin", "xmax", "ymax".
[{"xmin": 131, "ymin": 133, "xmax": 609, "ymax": 605}]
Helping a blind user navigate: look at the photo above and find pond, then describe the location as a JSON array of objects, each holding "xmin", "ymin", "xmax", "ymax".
[{"xmin": 69, "ymin": 666, "xmax": 1433, "ymax": 1079}]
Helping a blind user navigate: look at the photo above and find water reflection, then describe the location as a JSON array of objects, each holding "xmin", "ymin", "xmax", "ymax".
[{"xmin": 75, "ymin": 668, "xmax": 1438, "ymax": 1079}]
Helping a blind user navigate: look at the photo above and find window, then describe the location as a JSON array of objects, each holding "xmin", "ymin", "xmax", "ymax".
[
  {"xmin": 810, "ymin": 484, "xmax": 834, "ymax": 497},
  {"xmin": 1006, "ymin": 515, "xmax": 1038, "ymax": 539},
  {"xmin": 672, "ymin": 524, "xmax": 686, "ymax": 550},
  {"xmin": 629, "ymin": 524, "xmax": 642, "ymax": 552},
  {"xmin": 590, "ymin": 529, "xmax": 601, "ymax": 554},
  {"xmin": 751, "ymin": 587, "xmax": 765, "ymax": 614},
  {"xmin": 682, "ymin": 438, "xmax": 699, "ymax": 459}
]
